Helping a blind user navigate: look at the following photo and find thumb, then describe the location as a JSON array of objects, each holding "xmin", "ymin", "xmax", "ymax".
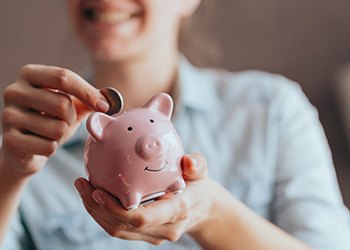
[{"xmin": 181, "ymin": 153, "xmax": 208, "ymax": 181}]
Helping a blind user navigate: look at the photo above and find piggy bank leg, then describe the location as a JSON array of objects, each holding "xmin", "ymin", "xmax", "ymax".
[
  {"xmin": 167, "ymin": 176, "xmax": 186, "ymax": 194},
  {"xmin": 120, "ymin": 192, "xmax": 142, "ymax": 211}
]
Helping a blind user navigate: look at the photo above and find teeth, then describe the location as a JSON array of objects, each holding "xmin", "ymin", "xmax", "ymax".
[{"xmin": 96, "ymin": 12, "xmax": 131, "ymax": 23}]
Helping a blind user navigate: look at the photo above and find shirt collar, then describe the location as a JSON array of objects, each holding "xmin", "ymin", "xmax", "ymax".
[{"xmin": 177, "ymin": 56, "xmax": 219, "ymax": 112}]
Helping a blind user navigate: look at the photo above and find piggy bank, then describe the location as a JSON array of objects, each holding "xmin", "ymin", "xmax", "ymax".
[{"xmin": 84, "ymin": 93, "xmax": 185, "ymax": 210}]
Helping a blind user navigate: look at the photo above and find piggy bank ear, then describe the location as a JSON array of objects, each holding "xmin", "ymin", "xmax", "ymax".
[
  {"xmin": 143, "ymin": 93, "xmax": 173, "ymax": 118},
  {"xmin": 86, "ymin": 112, "xmax": 113, "ymax": 141}
]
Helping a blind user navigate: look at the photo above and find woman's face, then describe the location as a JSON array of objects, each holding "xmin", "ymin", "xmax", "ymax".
[{"xmin": 68, "ymin": 0, "xmax": 199, "ymax": 62}]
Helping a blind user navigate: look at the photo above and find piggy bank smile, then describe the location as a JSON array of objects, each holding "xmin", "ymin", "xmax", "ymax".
[{"xmin": 144, "ymin": 160, "xmax": 168, "ymax": 172}]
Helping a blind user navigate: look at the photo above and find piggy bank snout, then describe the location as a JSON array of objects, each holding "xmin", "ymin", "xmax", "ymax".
[{"xmin": 136, "ymin": 135, "xmax": 164, "ymax": 160}]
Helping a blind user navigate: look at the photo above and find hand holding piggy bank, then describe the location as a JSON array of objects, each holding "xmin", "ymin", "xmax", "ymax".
[{"xmin": 84, "ymin": 93, "xmax": 186, "ymax": 210}]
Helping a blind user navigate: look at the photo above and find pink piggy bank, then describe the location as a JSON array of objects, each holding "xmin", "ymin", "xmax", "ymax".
[{"xmin": 84, "ymin": 93, "xmax": 186, "ymax": 210}]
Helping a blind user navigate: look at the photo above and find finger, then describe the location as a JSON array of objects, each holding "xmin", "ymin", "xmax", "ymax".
[
  {"xmin": 74, "ymin": 177, "xmax": 97, "ymax": 204},
  {"xmin": 92, "ymin": 188, "xmax": 189, "ymax": 230},
  {"xmin": 142, "ymin": 194, "xmax": 190, "ymax": 226},
  {"xmin": 20, "ymin": 64, "xmax": 109, "ymax": 112},
  {"xmin": 89, "ymin": 189, "xmax": 170, "ymax": 235},
  {"xmin": 181, "ymin": 153, "xmax": 208, "ymax": 181},
  {"xmin": 2, "ymin": 106, "xmax": 68, "ymax": 141},
  {"xmin": 4, "ymin": 83, "xmax": 77, "ymax": 124},
  {"xmin": 144, "ymin": 220, "xmax": 187, "ymax": 243},
  {"xmin": 86, "ymin": 208, "xmax": 165, "ymax": 245},
  {"xmin": 74, "ymin": 178, "xmax": 137, "ymax": 229},
  {"xmin": 89, "ymin": 189, "xmax": 139, "ymax": 226},
  {"xmin": 89, "ymin": 189, "xmax": 181, "ymax": 241},
  {"xmin": 75, "ymin": 179, "xmax": 165, "ymax": 245},
  {"xmin": 3, "ymin": 129, "xmax": 58, "ymax": 157},
  {"xmin": 75, "ymin": 181, "xmax": 129, "ymax": 231},
  {"xmin": 74, "ymin": 178, "xmax": 117, "ymax": 218}
]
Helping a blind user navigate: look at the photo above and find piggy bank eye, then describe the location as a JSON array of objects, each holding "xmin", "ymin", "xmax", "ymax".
[
  {"xmin": 127, "ymin": 127, "xmax": 133, "ymax": 131},
  {"xmin": 150, "ymin": 119, "xmax": 154, "ymax": 123}
]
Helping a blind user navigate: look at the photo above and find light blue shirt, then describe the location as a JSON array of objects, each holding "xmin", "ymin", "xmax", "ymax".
[{"xmin": 4, "ymin": 59, "xmax": 350, "ymax": 250}]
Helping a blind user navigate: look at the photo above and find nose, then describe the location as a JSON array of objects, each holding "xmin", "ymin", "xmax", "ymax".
[{"xmin": 135, "ymin": 135, "xmax": 164, "ymax": 160}]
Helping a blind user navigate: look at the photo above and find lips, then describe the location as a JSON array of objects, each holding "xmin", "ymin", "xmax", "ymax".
[
  {"xmin": 81, "ymin": 1, "xmax": 142, "ymax": 25},
  {"xmin": 82, "ymin": 8, "xmax": 140, "ymax": 24}
]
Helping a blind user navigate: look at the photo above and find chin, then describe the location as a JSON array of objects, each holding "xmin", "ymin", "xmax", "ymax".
[{"xmin": 88, "ymin": 43, "xmax": 140, "ymax": 63}]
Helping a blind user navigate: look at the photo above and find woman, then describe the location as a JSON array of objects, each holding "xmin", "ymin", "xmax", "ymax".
[{"xmin": 1, "ymin": 0, "xmax": 349, "ymax": 249}]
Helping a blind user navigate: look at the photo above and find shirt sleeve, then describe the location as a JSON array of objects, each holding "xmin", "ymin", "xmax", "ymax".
[
  {"xmin": 3, "ymin": 208, "xmax": 33, "ymax": 250},
  {"xmin": 271, "ymin": 81, "xmax": 350, "ymax": 250}
]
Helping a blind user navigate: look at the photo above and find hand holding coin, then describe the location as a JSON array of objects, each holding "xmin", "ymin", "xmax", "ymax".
[{"xmin": 100, "ymin": 87, "xmax": 124, "ymax": 115}]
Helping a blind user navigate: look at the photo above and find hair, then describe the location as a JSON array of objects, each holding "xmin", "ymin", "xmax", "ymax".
[{"xmin": 179, "ymin": 0, "xmax": 222, "ymax": 67}]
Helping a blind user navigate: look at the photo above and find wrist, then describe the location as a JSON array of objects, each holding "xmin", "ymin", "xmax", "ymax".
[
  {"xmin": 187, "ymin": 180, "xmax": 243, "ymax": 249},
  {"xmin": 0, "ymin": 151, "xmax": 30, "ymax": 185},
  {"xmin": 187, "ymin": 180, "xmax": 236, "ymax": 238},
  {"xmin": 188, "ymin": 182, "xmax": 312, "ymax": 250}
]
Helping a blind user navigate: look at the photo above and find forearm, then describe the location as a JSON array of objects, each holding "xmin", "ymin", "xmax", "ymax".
[
  {"xmin": 189, "ymin": 181, "xmax": 313, "ymax": 250},
  {"xmin": 0, "ymin": 160, "xmax": 28, "ymax": 246}
]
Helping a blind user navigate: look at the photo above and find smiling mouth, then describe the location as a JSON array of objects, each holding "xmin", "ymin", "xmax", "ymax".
[
  {"xmin": 82, "ymin": 8, "xmax": 141, "ymax": 24},
  {"xmin": 144, "ymin": 161, "xmax": 168, "ymax": 172}
]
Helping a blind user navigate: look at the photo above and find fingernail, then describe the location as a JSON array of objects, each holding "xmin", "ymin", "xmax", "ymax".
[
  {"xmin": 96, "ymin": 98, "xmax": 110, "ymax": 112},
  {"xmin": 92, "ymin": 192, "xmax": 105, "ymax": 205},
  {"xmin": 189, "ymin": 156, "xmax": 199, "ymax": 168},
  {"xmin": 74, "ymin": 180, "xmax": 85, "ymax": 194}
]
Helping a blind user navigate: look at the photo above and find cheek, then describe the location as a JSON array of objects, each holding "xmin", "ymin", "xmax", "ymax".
[
  {"xmin": 151, "ymin": 0, "xmax": 182, "ymax": 20},
  {"xmin": 67, "ymin": 0, "xmax": 83, "ymax": 34},
  {"xmin": 143, "ymin": 1, "xmax": 182, "ymax": 37},
  {"xmin": 67, "ymin": 0, "xmax": 79, "ymax": 19}
]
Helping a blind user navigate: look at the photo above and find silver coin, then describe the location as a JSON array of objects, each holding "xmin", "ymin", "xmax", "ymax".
[{"xmin": 100, "ymin": 87, "xmax": 124, "ymax": 115}]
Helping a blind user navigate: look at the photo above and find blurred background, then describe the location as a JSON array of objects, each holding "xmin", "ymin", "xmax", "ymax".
[{"xmin": 0, "ymin": 0, "xmax": 349, "ymax": 206}]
